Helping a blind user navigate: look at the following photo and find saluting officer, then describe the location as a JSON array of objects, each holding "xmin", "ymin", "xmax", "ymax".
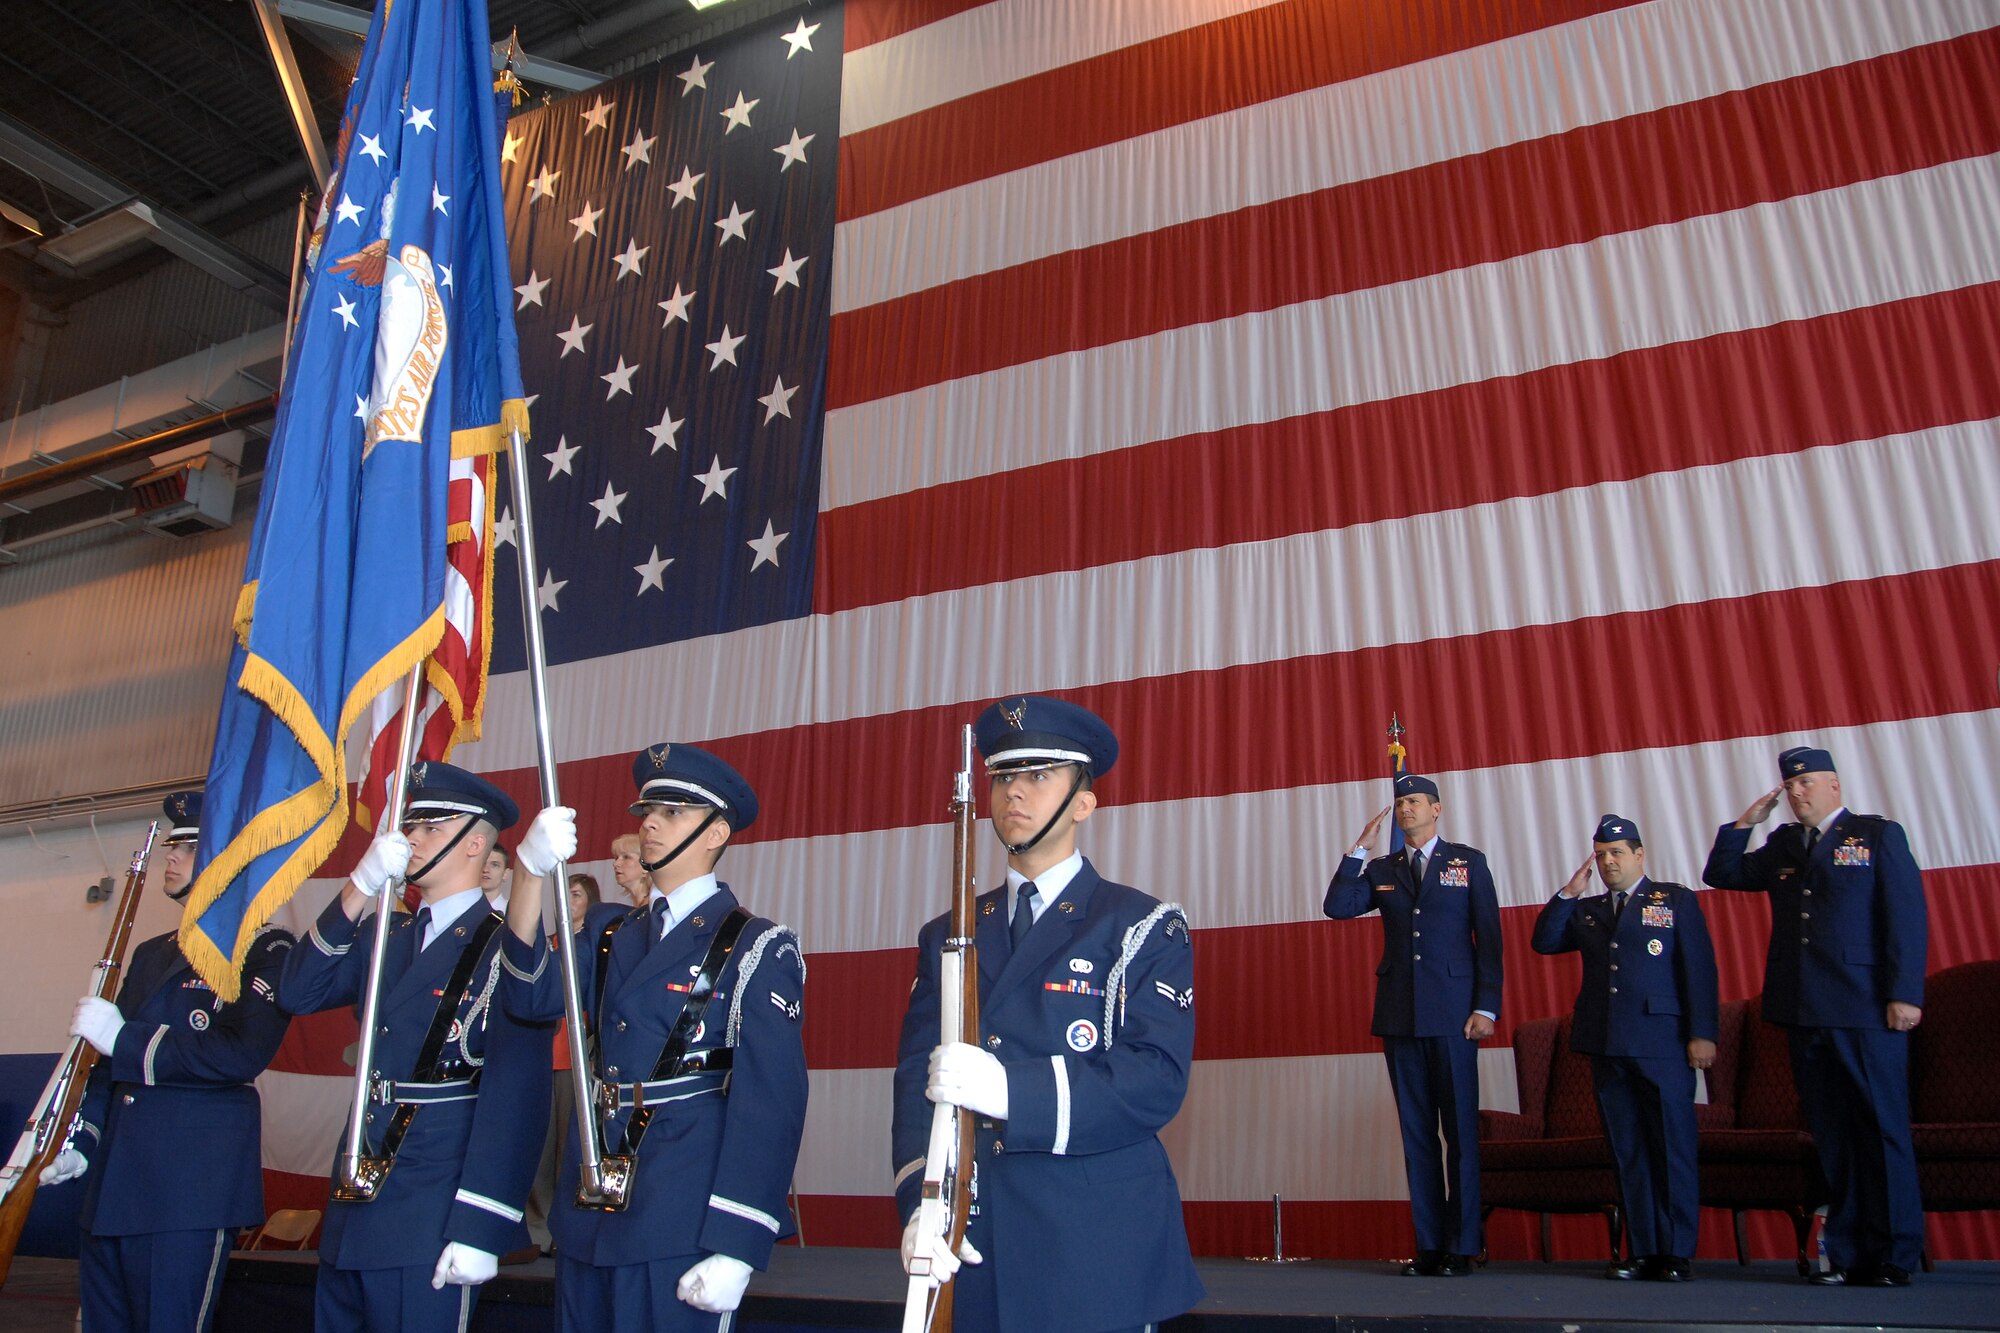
[
  {"xmin": 278, "ymin": 762, "xmax": 555, "ymax": 1331},
  {"xmin": 893, "ymin": 697, "xmax": 1204, "ymax": 1333},
  {"xmin": 40, "ymin": 791, "xmax": 294, "ymax": 1333},
  {"xmin": 1324, "ymin": 774, "xmax": 1503, "ymax": 1275},
  {"xmin": 1533, "ymin": 815, "xmax": 1718, "ymax": 1281},
  {"xmin": 498, "ymin": 744, "xmax": 807, "ymax": 1331},
  {"xmin": 1704, "ymin": 745, "xmax": 1927, "ymax": 1287}
]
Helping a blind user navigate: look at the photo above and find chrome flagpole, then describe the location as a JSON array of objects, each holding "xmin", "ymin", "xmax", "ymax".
[
  {"xmin": 336, "ymin": 666, "xmax": 424, "ymax": 1198},
  {"xmin": 503, "ymin": 426, "xmax": 610, "ymax": 1202}
]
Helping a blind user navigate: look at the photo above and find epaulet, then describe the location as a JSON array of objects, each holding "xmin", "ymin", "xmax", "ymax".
[{"xmin": 725, "ymin": 921, "xmax": 803, "ymax": 1046}]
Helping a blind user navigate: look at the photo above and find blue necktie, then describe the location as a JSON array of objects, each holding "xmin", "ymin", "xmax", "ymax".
[
  {"xmin": 1613, "ymin": 890, "xmax": 1628, "ymax": 921},
  {"xmin": 410, "ymin": 907, "xmax": 431, "ymax": 965},
  {"xmin": 647, "ymin": 898, "xmax": 670, "ymax": 950},
  {"xmin": 1804, "ymin": 826, "xmax": 1821, "ymax": 856},
  {"xmin": 1010, "ymin": 883, "xmax": 1037, "ymax": 948},
  {"xmin": 1409, "ymin": 850, "xmax": 1425, "ymax": 885}
]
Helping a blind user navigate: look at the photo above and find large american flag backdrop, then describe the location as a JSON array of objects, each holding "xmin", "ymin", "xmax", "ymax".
[{"xmin": 255, "ymin": 0, "xmax": 2000, "ymax": 1261}]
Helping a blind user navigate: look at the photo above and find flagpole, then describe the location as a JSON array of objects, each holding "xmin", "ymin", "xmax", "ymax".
[
  {"xmin": 336, "ymin": 666, "xmax": 424, "ymax": 1199},
  {"xmin": 503, "ymin": 426, "xmax": 611, "ymax": 1203}
]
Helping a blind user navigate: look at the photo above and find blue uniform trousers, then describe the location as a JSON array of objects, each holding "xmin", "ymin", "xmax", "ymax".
[
  {"xmin": 556, "ymin": 1254, "xmax": 735, "ymax": 1333},
  {"xmin": 78, "ymin": 1227, "xmax": 229, "ymax": 1333},
  {"xmin": 1383, "ymin": 1034, "xmax": 1483, "ymax": 1255},
  {"xmin": 313, "ymin": 1263, "xmax": 479, "ymax": 1333},
  {"xmin": 1788, "ymin": 1026, "xmax": 1924, "ymax": 1271},
  {"xmin": 1591, "ymin": 1053, "xmax": 1699, "ymax": 1258}
]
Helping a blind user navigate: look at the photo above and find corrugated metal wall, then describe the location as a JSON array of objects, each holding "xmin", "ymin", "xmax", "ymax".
[
  {"xmin": 30, "ymin": 209, "xmax": 296, "ymax": 409},
  {"xmin": 0, "ymin": 519, "xmax": 246, "ymax": 807}
]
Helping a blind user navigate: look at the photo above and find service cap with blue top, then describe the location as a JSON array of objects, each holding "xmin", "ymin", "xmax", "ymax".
[
  {"xmin": 1394, "ymin": 773, "xmax": 1440, "ymax": 801},
  {"xmin": 975, "ymin": 696, "xmax": 1118, "ymax": 778},
  {"xmin": 403, "ymin": 760, "xmax": 520, "ymax": 831},
  {"xmin": 629, "ymin": 742, "xmax": 759, "ymax": 831},
  {"xmin": 1778, "ymin": 745, "xmax": 1836, "ymax": 780},
  {"xmin": 1594, "ymin": 813, "xmax": 1642, "ymax": 845},
  {"xmin": 162, "ymin": 790, "xmax": 203, "ymax": 845}
]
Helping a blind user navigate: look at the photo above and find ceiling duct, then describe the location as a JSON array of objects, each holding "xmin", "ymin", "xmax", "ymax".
[{"xmin": 128, "ymin": 454, "xmax": 238, "ymax": 538}]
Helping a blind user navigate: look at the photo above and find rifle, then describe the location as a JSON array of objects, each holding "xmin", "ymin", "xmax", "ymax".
[
  {"xmin": 0, "ymin": 822, "xmax": 160, "ymax": 1288},
  {"xmin": 901, "ymin": 726, "xmax": 980, "ymax": 1333}
]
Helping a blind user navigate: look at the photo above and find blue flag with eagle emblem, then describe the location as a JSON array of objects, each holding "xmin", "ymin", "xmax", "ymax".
[{"xmin": 181, "ymin": 0, "xmax": 525, "ymax": 997}]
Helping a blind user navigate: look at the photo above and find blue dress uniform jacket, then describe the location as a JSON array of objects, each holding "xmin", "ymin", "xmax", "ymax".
[
  {"xmin": 1702, "ymin": 813, "xmax": 1926, "ymax": 1025},
  {"xmin": 1323, "ymin": 842, "xmax": 1504, "ymax": 1037},
  {"xmin": 1703, "ymin": 810, "xmax": 1928, "ymax": 1273},
  {"xmin": 1531, "ymin": 880, "xmax": 1719, "ymax": 1057},
  {"xmin": 278, "ymin": 897, "xmax": 552, "ymax": 1268},
  {"xmin": 499, "ymin": 888, "xmax": 808, "ymax": 1270},
  {"xmin": 75, "ymin": 927, "xmax": 295, "ymax": 1234},
  {"xmin": 1532, "ymin": 879, "xmax": 1718, "ymax": 1259},
  {"xmin": 892, "ymin": 861, "xmax": 1204, "ymax": 1333}
]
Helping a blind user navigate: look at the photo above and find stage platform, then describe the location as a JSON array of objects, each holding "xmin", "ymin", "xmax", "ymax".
[{"xmin": 4, "ymin": 1250, "xmax": 1998, "ymax": 1331}]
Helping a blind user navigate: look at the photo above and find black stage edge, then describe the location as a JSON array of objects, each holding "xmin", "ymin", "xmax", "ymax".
[{"xmin": 204, "ymin": 1248, "xmax": 2000, "ymax": 1332}]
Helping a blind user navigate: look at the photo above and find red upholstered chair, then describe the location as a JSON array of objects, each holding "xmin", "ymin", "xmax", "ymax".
[
  {"xmin": 1696, "ymin": 996, "xmax": 1824, "ymax": 1272},
  {"xmin": 1908, "ymin": 958, "xmax": 2000, "ymax": 1269},
  {"xmin": 1478, "ymin": 1013, "xmax": 1621, "ymax": 1260}
]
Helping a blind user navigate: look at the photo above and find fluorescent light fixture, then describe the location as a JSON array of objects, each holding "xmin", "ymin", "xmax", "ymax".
[
  {"xmin": 39, "ymin": 201, "xmax": 158, "ymax": 270},
  {"xmin": 689, "ymin": 0, "xmax": 743, "ymax": 9},
  {"xmin": 0, "ymin": 198, "xmax": 41, "ymax": 237}
]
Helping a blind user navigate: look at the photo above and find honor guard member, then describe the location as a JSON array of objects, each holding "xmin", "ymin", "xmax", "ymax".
[
  {"xmin": 1324, "ymin": 775, "xmax": 1503, "ymax": 1275},
  {"xmin": 1704, "ymin": 746, "xmax": 1927, "ymax": 1286},
  {"xmin": 893, "ymin": 697, "xmax": 1204, "ymax": 1333},
  {"xmin": 496, "ymin": 744, "xmax": 807, "ymax": 1331},
  {"xmin": 1533, "ymin": 815, "xmax": 1718, "ymax": 1281},
  {"xmin": 40, "ymin": 791, "xmax": 294, "ymax": 1333},
  {"xmin": 278, "ymin": 762, "xmax": 553, "ymax": 1331}
]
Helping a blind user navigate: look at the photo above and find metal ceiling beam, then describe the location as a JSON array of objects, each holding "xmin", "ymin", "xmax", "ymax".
[
  {"xmin": 249, "ymin": 0, "xmax": 333, "ymax": 190},
  {"xmin": 276, "ymin": 0, "xmax": 607, "ymax": 90},
  {"xmin": 0, "ymin": 111, "xmax": 290, "ymax": 309}
]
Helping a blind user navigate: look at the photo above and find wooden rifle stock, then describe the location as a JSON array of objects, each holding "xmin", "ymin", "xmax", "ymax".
[
  {"xmin": 902, "ymin": 728, "xmax": 980, "ymax": 1333},
  {"xmin": 0, "ymin": 822, "xmax": 160, "ymax": 1289}
]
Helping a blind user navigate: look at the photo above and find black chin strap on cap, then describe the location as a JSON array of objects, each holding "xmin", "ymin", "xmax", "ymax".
[
  {"xmin": 642, "ymin": 808, "xmax": 724, "ymax": 874},
  {"xmin": 405, "ymin": 817, "xmax": 480, "ymax": 889},
  {"xmin": 1001, "ymin": 766, "xmax": 1086, "ymax": 857}
]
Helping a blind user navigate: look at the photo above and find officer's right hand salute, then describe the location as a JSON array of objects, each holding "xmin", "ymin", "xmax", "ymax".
[
  {"xmin": 1557, "ymin": 857, "xmax": 1594, "ymax": 899},
  {"xmin": 1351, "ymin": 805, "xmax": 1391, "ymax": 858},
  {"xmin": 1733, "ymin": 787, "xmax": 1783, "ymax": 829}
]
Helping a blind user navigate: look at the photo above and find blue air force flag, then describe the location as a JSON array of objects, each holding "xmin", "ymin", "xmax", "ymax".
[{"xmin": 182, "ymin": 0, "xmax": 525, "ymax": 996}]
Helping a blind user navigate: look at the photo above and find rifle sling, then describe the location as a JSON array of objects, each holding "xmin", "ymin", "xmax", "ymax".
[
  {"xmin": 373, "ymin": 910, "xmax": 504, "ymax": 1164},
  {"xmin": 609, "ymin": 906, "xmax": 752, "ymax": 1157}
]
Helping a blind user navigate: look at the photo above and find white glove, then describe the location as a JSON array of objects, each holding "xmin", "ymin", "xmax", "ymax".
[
  {"xmin": 900, "ymin": 1214, "xmax": 983, "ymax": 1286},
  {"xmin": 72, "ymin": 996, "xmax": 125, "ymax": 1057},
  {"xmin": 430, "ymin": 1242, "xmax": 498, "ymax": 1289},
  {"xmin": 927, "ymin": 1041, "xmax": 1008, "ymax": 1119},
  {"xmin": 40, "ymin": 1149, "xmax": 88, "ymax": 1185},
  {"xmin": 516, "ymin": 806, "xmax": 578, "ymax": 878},
  {"xmin": 676, "ymin": 1253, "xmax": 753, "ymax": 1313},
  {"xmin": 353, "ymin": 831, "xmax": 413, "ymax": 897}
]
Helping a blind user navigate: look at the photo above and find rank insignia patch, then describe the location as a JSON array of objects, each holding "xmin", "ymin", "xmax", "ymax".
[
  {"xmin": 770, "ymin": 992, "xmax": 801, "ymax": 1021},
  {"xmin": 1641, "ymin": 905, "xmax": 1674, "ymax": 929},
  {"xmin": 1154, "ymin": 980, "xmax": 1193, "ymax": 1009},
  {"xmin": 1833, "ymin": 838, "xmax": 1871, "ymax": 867}
]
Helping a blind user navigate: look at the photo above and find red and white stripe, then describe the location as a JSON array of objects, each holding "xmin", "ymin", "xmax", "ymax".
[{"xmin": 261, "ymin": 0, "xmax": 2000, "ymax": 1260}]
